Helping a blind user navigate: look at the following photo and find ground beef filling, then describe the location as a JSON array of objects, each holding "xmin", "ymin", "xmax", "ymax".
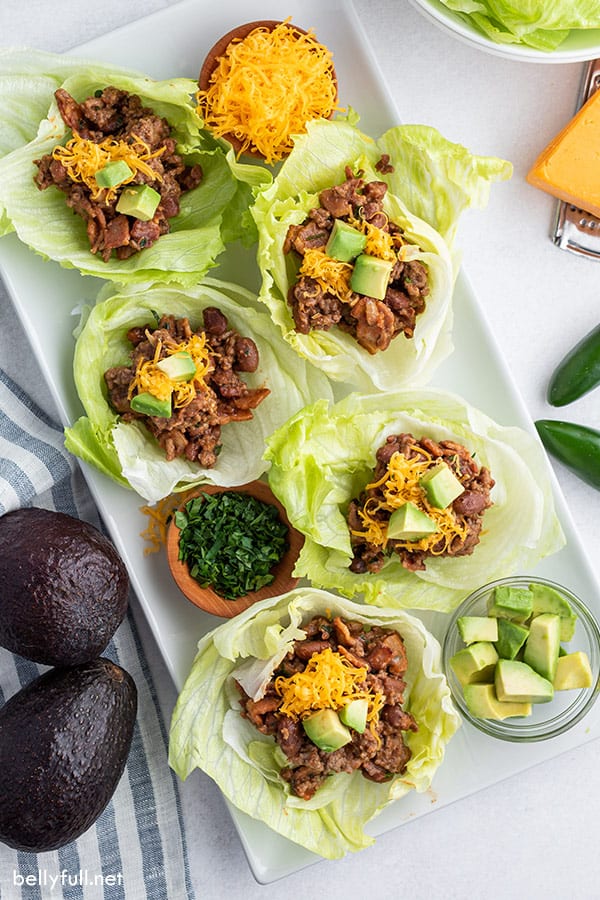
[
  {"xmin": 283, "ymin": 165, "xmax": 430, "ymax": 354},
  {"xmin": 34, "ymin": 86, "xmax": 203, "ymax": 261},
  {"xmin": 348, "ymin": 433, "xmax": 495, "ymax": 574},
  {"xmin": 104, "ymin": 309, "xmax": 269, "ymax": 467},
  {"xmin": 238, "ymin": 615, "xmax": 418, "ymax": 801}
]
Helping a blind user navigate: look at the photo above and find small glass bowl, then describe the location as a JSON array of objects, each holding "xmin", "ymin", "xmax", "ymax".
[{"xmin": 442, "ymin": 576, "xmax": 600, "ymax": 741}]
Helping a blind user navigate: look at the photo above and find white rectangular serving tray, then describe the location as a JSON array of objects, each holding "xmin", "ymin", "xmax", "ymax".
[{"xmin": 1, "ymin": 0, "xmax": 600, "ymax": 884}]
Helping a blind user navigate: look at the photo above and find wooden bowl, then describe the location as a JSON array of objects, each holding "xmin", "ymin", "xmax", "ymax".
[
  {"xmin": 166, "ymin": 480, "xmax": 304, "ymax": 618},
  {"xmin": 198, "ymin": 20, "xmax": 337, "ymax": 160}
]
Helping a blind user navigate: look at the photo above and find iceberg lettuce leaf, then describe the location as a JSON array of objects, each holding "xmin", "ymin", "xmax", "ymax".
[
  {"xmin": 440, "ymin": 0, "xmax": 600, "ymax": 50},
  {"xmin": 251, "ymin": 118, "xmax": 510, "ymax": 390},
  {"xmin": 0, "ymin": 51, "xmax": 266, "ymax": 280},
  {"xmin": 264, "ymin": 389, "xmax": 565, "ymax": 612},
  {"xmin": 65, "ymin": 277, "xmax": 334, "ymax": 502},
  {"xmin": 169, "ymin": 587, "xmax": 460, "ymax": 859}
]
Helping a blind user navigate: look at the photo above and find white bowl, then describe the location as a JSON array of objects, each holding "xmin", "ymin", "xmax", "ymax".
[{"xmin": 408, "ymin": 0, "xmax": 600, "ymax": 64}]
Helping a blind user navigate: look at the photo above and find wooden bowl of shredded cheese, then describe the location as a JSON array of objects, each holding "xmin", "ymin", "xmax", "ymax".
[
  {"xmin": 197, "ymin": 19, "xmax": 339, "ymax": 165},
  {"xmin": 166, "ymin": 481, "xmax": 304, "ymax": 618}
]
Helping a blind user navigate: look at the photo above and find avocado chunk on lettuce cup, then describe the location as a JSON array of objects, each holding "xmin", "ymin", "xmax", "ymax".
[
  {"xmin": 0, "ymin": 49, "xmax": 266, "ymax": 285},
  {"xmin": 169, "ymin": 587, "xmax": 461, "ymax": 859},
  {"xmin": 64, "ymin": 278, "xmax": 333, "ymax": 503},
  {"xmin": 264, "ymin": 389, "xmax": 565, "ymax": 612},
  {"xmin": 251, "ymin": 118, "xmax": 512, "ymax": 390}
]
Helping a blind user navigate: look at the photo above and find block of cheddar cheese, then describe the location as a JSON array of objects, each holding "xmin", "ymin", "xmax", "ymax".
[{"xmin": 526, "ymin": 88, "xmax": 600, "ymax": 218}]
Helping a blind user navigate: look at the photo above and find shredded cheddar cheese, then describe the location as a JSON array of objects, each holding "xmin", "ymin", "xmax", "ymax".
[
  {"xmin": 128, "ymin": 331, "xmax": 212, "ymax": 410},
  {"xmin": 347, "ymin": 214, "xmax": 401, "ymax": 262},
  {"xmin": 52, "ymin": 133, "xmax": 165, "ymax": 203},
  {"xmin": 274, "ymin": 647, "xmax": 385, "ymax": 744},
  {"xmin": 351, "ymin": 449, "xmax": 469, "ymax": 554},
  {"xmin": 197, "ymin": 19, "xmax": 339, "ymax": 164},
  {"xmin": 139, "ymin": 488, "xmax": 197, "ymax": 555},
  {"xmin": 299, "ymin": 248, "xmax": 353, "ymax": 300},
  {"xmin": 299, "ymin": 218, "xmax": 405, "ymax": 304}
]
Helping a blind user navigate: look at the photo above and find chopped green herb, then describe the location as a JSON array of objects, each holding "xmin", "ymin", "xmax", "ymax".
[{"xmin": 175, "ymin": 491, "xmax": 288, "ymax": 600}]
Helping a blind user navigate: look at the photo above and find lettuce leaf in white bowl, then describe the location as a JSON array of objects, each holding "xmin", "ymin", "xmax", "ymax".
[
  {"xmin": 437, "ymin": 0, "xmax": 600, "ymax": 51},
  {"xmin": 264, "ymin": 389, "xmax": 565, "ymax": 612},
  {"xmin": 64, "ymin": 277, "xmax": 333, "ymax": 502},
  {"xmin": 0, "ymin": 50, "xmax": 267, "ymax": 284},
  {"xmin": 251, "ymin": 117, "xmax": 511, "ymax": 391},
  {"xmin": 169, "ymin": 587, "xmax": 461, "ymax": 859}
]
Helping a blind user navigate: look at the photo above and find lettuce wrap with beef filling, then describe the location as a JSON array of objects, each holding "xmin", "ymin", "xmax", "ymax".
[
  {"xmin": 169, "ymin": 587, "xmax": 461, "ymax": 859},
  {"xmin": 251, "ymin": 118, "xmax": 511, "ymax": 391},
  {"xmin": 0, "ymin": 49, "xmax": 267, "ymax": 284},
  {"xmin": 436, "ymin": 1, "xmax": 600, "ymax": 51},
  {"xmin": 264, "ymin": 390, "xmax": 565, "ymax": 612},
  {"xmin": 64, "ymin": 277, "xmax": 333, "ymax": 502}
]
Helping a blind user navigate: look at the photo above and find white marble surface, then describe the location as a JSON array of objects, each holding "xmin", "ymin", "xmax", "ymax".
[{"xmin": 1, "ymin": 1, "xmax": 600, "ymax": 897}]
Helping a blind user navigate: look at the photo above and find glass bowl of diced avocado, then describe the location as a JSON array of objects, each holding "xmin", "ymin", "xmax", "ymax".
[{"xmin": 442, "ymin": 576, "xmax": 600, "ymax": 741}]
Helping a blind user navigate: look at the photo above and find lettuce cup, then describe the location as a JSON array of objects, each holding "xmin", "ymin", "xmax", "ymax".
[
  {"xmin": 264, "ymin": 390, "xmax": 565, "ymax": 612},
  {"xmin": 169, "ymin": 587, "xmax": 461, "ymax": 859},
  {"xmin": 64, "ymin": 278, "xmax": 333, "ymax": 503},
  {"xmin": 0, "ymin": 50, "xmax": 266, "ymax": 286},
  {"xmin": 251, "ymin": 118, "xmax": 512, "ymax": 390}
]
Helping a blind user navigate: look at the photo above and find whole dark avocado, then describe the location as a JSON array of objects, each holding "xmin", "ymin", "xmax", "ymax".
[
  {"xmin": 0, "ymin": 507, "xmax": 129, "ymax": 666},
  {"xmin": 0, "ymin": 657, "xmax": 137, "ymax": 852}
]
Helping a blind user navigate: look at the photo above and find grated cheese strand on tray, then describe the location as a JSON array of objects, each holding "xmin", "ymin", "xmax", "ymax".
[
  {"xmin": 197, "ymin": 19, "xmax": 339, "ymax": 164},
  {"xmin": 139, "ymin": 486, "xmax": 198, "ymax": 555},
  {"xmin": 351, "ymin": 449, "xmax": 469, "ymax": 554},
  {"xmin": 52, "ymin": 133, "xmax": 166, "ymax": 203}
]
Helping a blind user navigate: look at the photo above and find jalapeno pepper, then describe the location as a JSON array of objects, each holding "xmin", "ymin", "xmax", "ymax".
[
  {"xmin": 535, "ymin": 419, "xmax": 600, "ymax": 489},
  {"xmin": 548, "ymin": 323, "xmax": 600, "ymax": 407}
]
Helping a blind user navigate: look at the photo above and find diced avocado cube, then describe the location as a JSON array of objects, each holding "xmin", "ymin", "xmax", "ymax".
[
  {"xmin": 487, "ymin": 585, "xmax": 533, "ymax": 623},
  {"xmin": 419, "ymin": 461, "xmax": 464, "ymax": 508},
  {"xmin": 116, "ymin": 184, "xmax": 161, "ymax": 221},
  {"xmin": 553, "ymin": 651, "xmax": 593, "ymax": 690},
  {"xmin": 155, "ymin": 351, "xmax": 197, "ymax": 382},
  {"xmin": 95, "ymin": 159, "xmax": 133, "ymax": 188},
  {"xmin": 463, "ymin": 683, "xmax": 532, "ymax": 721},
  {"xmin": 350, "ymin": 254, "xmax": 394, "ymax": 300},
  {"xmin": 523, "ymin": 613, "xmax": 561, "ymax": 682},
  {"xmin": 457, "ymin": 616, "xmax": 498, "ymax": 645},
  {"xmin": 325, "ymin": 219, "xmax": 367, "ymax": 262},
  {"xmin": 338, "ymin": 698, "xmax": 368, "ymax": 733},
  {"xmin": 302, "ymin": 709, "xmax": 351, "ymax": 752},
  {"xmin": 130, "ymin": 392, "xmax": 172, "ymax": 418},
  {"xmin": 449, "ymin": 641, "xmax": 498, "ymax": 686},
  {"xmin": 495, "ymin": 618, "xmax": 529, "ymax": 660},
  {"xmin": 495, "ymin": 658, "xmax": 554, "ymax": 704},
  {"xmin": 387, "ymin": 502, "xmax": 437, "ymax": 542},
  {"xmin": 529, "ymin": 582, "xmax": 577, "ymax": 641}
]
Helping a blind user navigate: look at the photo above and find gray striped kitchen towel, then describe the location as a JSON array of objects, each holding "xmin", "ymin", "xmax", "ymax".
[{"xmin": 0, "ymin": 369, "xmax": 195, "ymax": 900}]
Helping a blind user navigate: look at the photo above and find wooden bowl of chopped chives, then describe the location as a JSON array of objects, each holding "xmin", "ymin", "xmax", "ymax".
[
  {"xmin": 166, "ymin": 480, "xmax": 304, "ymax": 618},
  {"xmin": 197, "ymin": 19, "xmax": 338, "ymax": 164}
]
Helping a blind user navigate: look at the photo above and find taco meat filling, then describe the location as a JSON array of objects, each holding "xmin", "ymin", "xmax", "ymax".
[
  {"xmin": 104, "ymin": 309, "xmax": 269, "ymax": 466},
  {"xmin": 348, "ymin": 432, "xmax": 494, "ymax": 573},
  {"xmin": 238, "ymin": 615, "xmax": 418, "ymax": 801},
  {"xmin": 34, "ymin": 86, "xmax": 203, "ymax": 261},
  {"xmin": 283, "ymin": 165, "xmax": 430, "ymax": 354}
]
